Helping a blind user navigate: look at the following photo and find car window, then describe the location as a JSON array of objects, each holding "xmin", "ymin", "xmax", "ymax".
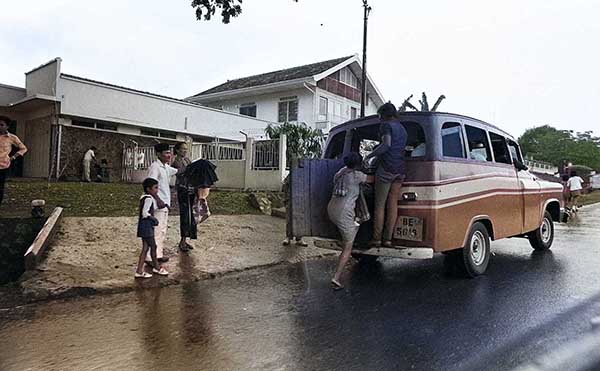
[
  {"xmin": 489, "ymin": 132, "xmax": 512, "ymax": 164},
  {"xmin": 507, "ymin": 140, "xmax": 523, "ymax": 163},
  {"xmin": 441, "ymin": 122, "xmax": 465, "ymax": 158},
  {"xmin": 465, "ymin": 125, "xmax": 492, "ymax": 162},
  {"xmin": 324, "ymin": 130, "xmax": 345, "ymax": 159},
  {"xmin": 350, "ymin": 121, "xmax": 427, "ymax": 159}
]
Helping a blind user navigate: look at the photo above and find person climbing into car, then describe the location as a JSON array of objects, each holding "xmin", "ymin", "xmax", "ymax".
[
  {"xmin": 363, "ymin": 102, "xmax": 407, "ymax": 248},
  {"xmin": 328, "ymin": 152, "xmax": 369, "ymax": 289}
]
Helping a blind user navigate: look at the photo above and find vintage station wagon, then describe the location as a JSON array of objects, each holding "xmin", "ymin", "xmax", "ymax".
[{"xmin": 289, "ymin": 112, "xmax": 565, "ymax": 277}]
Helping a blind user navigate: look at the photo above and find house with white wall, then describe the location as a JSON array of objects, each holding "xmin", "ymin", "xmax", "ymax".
[
  {"xmin": 0, "ymin": 58, "xmax": 275, "ymax": 180},
  {"xmin": 187, "ymin": 55, "xmax": 385, "ymax": 134}
]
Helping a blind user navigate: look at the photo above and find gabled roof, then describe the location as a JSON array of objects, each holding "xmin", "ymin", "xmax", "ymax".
[{"xmin": 192, "ymin": 56, "xmax": 354, "ymax": 97}]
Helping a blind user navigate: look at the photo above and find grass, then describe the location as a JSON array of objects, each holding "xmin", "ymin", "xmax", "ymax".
[
  {"xmin": 581, "ymin": 190, "xmax": 600, "ymax": 206},
  {"xmin": 1, "ymin": 179, "xmax": 262, "ymax": 218}
]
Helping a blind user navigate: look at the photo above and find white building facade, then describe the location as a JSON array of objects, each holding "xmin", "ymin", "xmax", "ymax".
[
  {"xmin": 187, "ymin": 55, "xmax": 385, "ymax": 134},
  {"xmin": 0, "ymin": 58, "xmax": 275, "ymax": 180}
]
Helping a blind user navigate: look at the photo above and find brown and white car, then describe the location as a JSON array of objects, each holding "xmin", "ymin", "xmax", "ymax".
[{"xmin": 289, "ymin": 112, "xmax": 565, "ymax": 277}]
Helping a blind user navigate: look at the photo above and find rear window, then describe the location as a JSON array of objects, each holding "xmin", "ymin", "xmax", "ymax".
[
  {"xmin": 349, "ymin": 121, "xmax": 426, "ymax": 159},
  {"xmin": 324, "ymin": 130, "xmax": 345, "ymax": 159}
]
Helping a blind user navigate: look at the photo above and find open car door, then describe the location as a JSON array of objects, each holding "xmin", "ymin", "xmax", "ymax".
[{"xmin": 289, "ymin": 158, "xmax": 344, "ymax": 239}]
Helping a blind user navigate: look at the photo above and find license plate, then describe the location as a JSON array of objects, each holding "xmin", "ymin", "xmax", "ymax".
[{"xmin": 394, "ymin": 216, "xmax": 423, "ymax": 241}]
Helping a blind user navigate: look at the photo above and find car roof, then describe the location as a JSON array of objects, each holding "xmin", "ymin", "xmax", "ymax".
[{"xmin": 330, "ymin": 111, "xmax": 516, "ymax": 141}]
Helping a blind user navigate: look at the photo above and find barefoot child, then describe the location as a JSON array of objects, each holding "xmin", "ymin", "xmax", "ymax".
[{"xmin": 135, "ymin": 178, "xmax": 169, "ymax": 278}]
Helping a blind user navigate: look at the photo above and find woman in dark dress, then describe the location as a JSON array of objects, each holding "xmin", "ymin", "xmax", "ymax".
[{"xmin": 172, "ymin": 142, "xmax": 197, "ymax": 252}]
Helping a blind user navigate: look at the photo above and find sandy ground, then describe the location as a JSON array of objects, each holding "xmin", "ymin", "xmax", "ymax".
[{"xmin": 19, "ymin": 215, "xmax": 333, "ymax": 300}]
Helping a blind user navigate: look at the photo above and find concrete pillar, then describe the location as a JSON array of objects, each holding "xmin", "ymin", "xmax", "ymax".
[
  {"xmin": 244, "ymin": 137, "xmax": 254, "ymax": 190},
  {"xmin": 278, "ymin": 134, "xmax": 287, "ymax": 182}
]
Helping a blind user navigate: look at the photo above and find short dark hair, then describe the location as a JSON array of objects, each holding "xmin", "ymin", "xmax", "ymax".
[
  {"xmin": 377, "ymin": 102, "xmax": 398, "ymax": 119},
  {"xmin": 343, "ymin": 152, "xmax": 363, "ymax": 169},
  {"xmin": 142, "ymin": 177, "xmax": 158, "ymax": 193},
  {"xmin": 90, "ymin": 146, "xmax": 97, "ymax": 151},
  {"xmin": 173, "ymin": 142, "xmax": 187, "ymax": 153},
  {"xmin": 570, "ymin": 171, "xmax": 577, "ymax": 177},
  {"xmin": 0, "ymin": 116, "xmax": 11, "ymax": 125},
  {"xmin": 154, "ymin": 143, "xmax": 170, "ymax": 153}
]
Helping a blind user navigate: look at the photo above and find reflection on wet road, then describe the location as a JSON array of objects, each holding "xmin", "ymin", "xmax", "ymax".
[{"xmin": 2, "ymin": 205, "xmax": 600, "ymax": 371}]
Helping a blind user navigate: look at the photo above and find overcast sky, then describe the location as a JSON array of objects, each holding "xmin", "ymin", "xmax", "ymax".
[{"xmin": 1, "ymin": 0, "xmax": 598, "ymax": 137}]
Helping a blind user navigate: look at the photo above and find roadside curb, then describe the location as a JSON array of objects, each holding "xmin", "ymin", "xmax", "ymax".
[
  {"xmin": 16, "ymin": 252, "xmax": 336, "ymax": 306},
  {"xmin": 24, "ymin": 207, "xmax": 63, "ymax": 271}
]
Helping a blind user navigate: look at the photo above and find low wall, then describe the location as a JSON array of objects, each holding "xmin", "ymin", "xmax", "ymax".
[
  {"xmin": 246, "ymin": 169, "xmax": 287, "ymax": 191},
  {"xmin": 0, "ymin": 218, "xmax": 46, "ymax": 284},
  {"xmin": 213, "ymin": 160, "xmax": 246, "ymax": 189}
]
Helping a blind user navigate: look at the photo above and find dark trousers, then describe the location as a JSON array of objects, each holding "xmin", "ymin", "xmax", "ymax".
[
  {"xmin": 178, "ymin": 187, "xmax": 197, "ymax": 239},
  {"xmin": 0, "ymin": 168, "xmax": 7, "ymax": 206}
]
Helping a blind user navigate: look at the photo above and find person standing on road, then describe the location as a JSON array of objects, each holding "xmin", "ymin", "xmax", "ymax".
[
  {"xmin": 82, "ymin": 146, "xmax": 97, "ymax": 182},
  {"xmin": 567, "ymin": 171, "xmax": 585, "ymax": 211},
  {"xmin": 0, "ymin": 116, "xmax": 27, "ymax": 207},
  {"xmin": 171, "ymin": 142, "xmax": 197, "ymax": 252},
  {"xmin": 147, "ymin": 143, "xmax": 179, "ymax": 264},
  {"xmin": 328, "ymin": 152, "xmax": 369, "ymax": 289},
  {"xmin": 363, "ymin": 102, "xmax": 407, "ymax": 248}
]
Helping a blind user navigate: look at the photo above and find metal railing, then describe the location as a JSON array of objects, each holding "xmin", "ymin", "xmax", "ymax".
[
  {"xmin": 190, "ymin": 142, "xmax": 245, "ymax": 161},
  {"xmin": 122, "ymin": 146, "xmax": 158, "ymax": 182},
  {"xmin": 253, "ymin": 139, "xmax": 280, "ymax": 170}
]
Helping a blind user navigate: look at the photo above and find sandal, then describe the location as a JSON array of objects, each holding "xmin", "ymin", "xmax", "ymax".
[
  {"xmin": 382, "ymin": 240, "xmax": 393, "ymax": 248},
  {"xmin": 135, "ymin": 272, "xmax": 153, "ymax": 279},
  {"xmin": 185, "ymin": 242, "xmax": 194, "ymax": 250},
  {"xmin": 153, "ymin": 267, "xmax": 169, "ymax": 276},
  {"xmin": 331, "ymin": 279, "xmax": 344, "ymax": 290}
]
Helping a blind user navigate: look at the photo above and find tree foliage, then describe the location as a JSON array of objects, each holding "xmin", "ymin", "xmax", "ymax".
[
  {"xmin": 518, "ymin": 125, "xmax": 600, "ymax": 170},
  {"xmin": 265, "ymin": 122, "xmax": 324, "ymax": 162},
  {"xmin": 191, "ymin": 0, "xmax": 298, "ymax": 23}
]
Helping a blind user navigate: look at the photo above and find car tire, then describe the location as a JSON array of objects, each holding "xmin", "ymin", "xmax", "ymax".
[
  {"xmin": 528, "ymin": 211, "xmax": 554, "ymax": 251},
  {"xmin": 351, "ymin": 253, "xmax": 379, "ymax": 263},
  {"xmin": 456, "ymin": 222, "xmax": 491, "ymax": 278}
]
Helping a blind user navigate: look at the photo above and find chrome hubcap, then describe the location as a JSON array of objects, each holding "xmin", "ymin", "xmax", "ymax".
[
  {"xmin": 541, "ymin": 218, "xmax": 552, "ymax": 244},
  {"xmin": 470, "ymin": 231, "xmax": 487, "ymax": 266}
]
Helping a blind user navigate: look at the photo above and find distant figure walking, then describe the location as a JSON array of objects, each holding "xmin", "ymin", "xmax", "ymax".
[
  {"xmin": 567, "ymin": 171, "xmax": 585, "ymax": 211},
  {"xmin": 82, "ymin": 146, "xmax": 97, "ymax": 182},
  {"xmin": 327, "ymin": 152, "xmax": 368, "ymax": 289},
  {"xmin": 0, "ymin": 116, "xmax": 27, "ymax": 207},
  {"xmin": 135, "ymin": 178, "xmax": 168, "ymax": 278}
]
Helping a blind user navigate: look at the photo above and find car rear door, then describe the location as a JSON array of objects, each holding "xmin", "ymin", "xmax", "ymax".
[{"xmin": 289, "ymin": 158, "xmax": 344, "ymax": 239}]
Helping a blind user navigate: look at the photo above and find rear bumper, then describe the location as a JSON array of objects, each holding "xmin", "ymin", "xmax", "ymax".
[{"xmin": 313, "ymin": 238, "xmax": 434, "ymax": 260}]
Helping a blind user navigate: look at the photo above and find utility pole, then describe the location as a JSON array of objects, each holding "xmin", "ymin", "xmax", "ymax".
[{"xmin": 360, "ymin": 0, "xmax": 371, "ymax": 118}]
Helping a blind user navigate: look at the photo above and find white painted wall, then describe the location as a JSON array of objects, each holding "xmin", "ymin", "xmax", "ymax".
[
  {"xmin": 0, "ymin": 84, "xmax": 26, "ymax": 105},
  {"xmin": 212, "ymin": 88, "xmax": 315, "ymax": 128},
  {"xmin": 26, "ymin": 59, "xmax": 61, "ymax": 96},
  {"xmin": 56, "ymin": 76, "xmax": 275, "ymax": 141}
]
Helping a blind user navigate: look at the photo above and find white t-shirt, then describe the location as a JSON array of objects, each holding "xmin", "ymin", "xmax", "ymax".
[
  {"xmin": 83, "ymin": 149, "xmax": 95, "ymax": 161},
  {"xmin": 147, "ymin": 160, "xmax": 178, "ymax": 206},
  {"xmin": 567, "ymin": 176, "xmax": 584, "ymax": 191}
]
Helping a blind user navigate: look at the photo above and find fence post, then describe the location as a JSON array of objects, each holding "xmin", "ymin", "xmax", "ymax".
[{"xmin": 279, "ymin": 134, "xmax": 287, "ymax": 182}]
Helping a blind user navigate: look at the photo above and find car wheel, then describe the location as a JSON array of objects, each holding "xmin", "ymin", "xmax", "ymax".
[
  {"xmin": 456, "ymin": 222, "xmax": 491, "ymax": 277},
  {"xmin": 351, "ymin": 253, "xmax": 379, "ymax": 263},
  {"xmin": 528, "ymin": 211, "xmax": 554, "ymax": 251}
]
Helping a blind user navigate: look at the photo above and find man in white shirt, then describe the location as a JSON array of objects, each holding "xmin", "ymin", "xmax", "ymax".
[
  {"xmin": 82, "ymin": 146, "xmax": 97, "ymax": 182},
  {"xmin": 566, "ymin": 171, "xmax": 585, "ymax": 210},
  {"xmin": 147, "ymin": 143, "xmax": 179, "ymax": 263}
]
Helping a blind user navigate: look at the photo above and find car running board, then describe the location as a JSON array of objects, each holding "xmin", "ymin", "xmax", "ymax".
[{"xmin": 313, "ymin": 238, "xmax": 434, "ymax": 260}]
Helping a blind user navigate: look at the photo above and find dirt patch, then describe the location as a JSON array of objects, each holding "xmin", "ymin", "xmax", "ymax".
[{"xmin": 18, "ymin": 215, "xmax": 333, "ymax": 302}]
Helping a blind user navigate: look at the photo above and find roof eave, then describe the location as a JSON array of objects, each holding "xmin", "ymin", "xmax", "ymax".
[{"xmin": 187, "ymin": 77, "xmax": 315, "ymax": 103}]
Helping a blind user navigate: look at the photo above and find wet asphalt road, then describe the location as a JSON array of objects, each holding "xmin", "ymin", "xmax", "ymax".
[{"xmin": 1, "ymin": 205, "xmax": 600, "ymax": 371}]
